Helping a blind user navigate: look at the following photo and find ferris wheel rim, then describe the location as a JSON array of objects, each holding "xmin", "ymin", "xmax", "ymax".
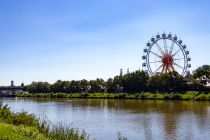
[{"xmin": 143, "ymin": 34, "xmax": 190, "ymax": 76}]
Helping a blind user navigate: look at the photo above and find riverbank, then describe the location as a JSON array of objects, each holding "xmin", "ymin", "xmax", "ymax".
[
  {"xmin": 0, "ymin": 123, "xmax": 47, "ymax": 140},
  {"xmin": 16, "ymin": 91, "xmax": 210, "ymax": 100},
  {"xmin": 0, "ymin": 104, "xmax": 90, "ymax": 140}
]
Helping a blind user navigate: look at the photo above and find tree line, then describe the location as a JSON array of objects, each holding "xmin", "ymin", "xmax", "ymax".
[{"xmin": 24, "ymin": 65, "xmax": 210, "ymax": 93}]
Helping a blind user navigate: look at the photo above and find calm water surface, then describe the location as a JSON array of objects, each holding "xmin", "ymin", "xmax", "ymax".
[{"xmin": 1, "ymin": 97, "xmax": 210, "ymax": 140}]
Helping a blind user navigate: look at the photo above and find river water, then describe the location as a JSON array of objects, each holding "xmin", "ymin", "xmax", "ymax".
[{"xmin": 1, "ymin": 97, "xmax": 210, "ymax": 140}]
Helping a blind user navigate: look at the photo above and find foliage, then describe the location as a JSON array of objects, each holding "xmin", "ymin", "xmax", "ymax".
[
  {"xmin": 17, "ymin": 91, "xmax": 210, "ymax": 100},
  {"xmin": 0, "ymin": 123, "xmax": 47, "ymax": 140},
  {"xmin": 21, "ymin": 65, "xmax": 210, "ymax": 94},
  {"xmin": 117, "ymin": 132, "xmax": 127, "ymax": 140},
  {"xmin": 122, "ymin": 71, "xmax": 149, "ymax": 92},
  {"xmin": 147, "ymin": 71, "xmax": 187, "ymax": 92},
  {"xmin": 193, "ymin": 65, "xmax": 210, "ymax": 86}
]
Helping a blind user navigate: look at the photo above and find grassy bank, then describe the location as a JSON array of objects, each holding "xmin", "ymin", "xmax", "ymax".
[
  {"xmin": 0, "ymin": 104, "xmax": 128, "ymax": 140},
  {"xmin": 0, "ymin": 123, "xmax": 47, "ymax": 140},
  {"xmin": 16, "ymin": 91, "xmax": 210, "ymax": 100},
  {"xmin": 0, "ymin": 104, "xmax": 90, "ymax": 140}
]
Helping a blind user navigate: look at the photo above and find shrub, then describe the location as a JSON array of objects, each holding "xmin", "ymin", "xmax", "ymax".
[
  {"xmin": 12, "ymin": 112, "xmax": 38, "ymax": 126},
  {"xmin": 196, "ymin": 94, "xmax": 207, "ymax": 100},
  {"xmin": 117, "ymin": 132, "xmax": 127, "ymax": 140},
  {"xmin": 171, "ymin": 94, "xmax": 182, "ymax": 100},
  {"xmin": 134, "ymin": 94, "xmax": 140, "ymax": 99},
  {"xmin": 140, "ymin": 94, "xmax": 149, "ymax": 99},
  {"xmin": 0, "ymin": 104, "xmax": 13, "ymax": 123},
  {"xmin": 163, "ymin": 94, "xmax": 170, "ymax": 100},
  {"xmin": 118, "ymin": 93, "xmax": 127, "ymax": 99},
  {"xmin": 81, "ymin": 93, "xmax": 89, "ymax": 98}
]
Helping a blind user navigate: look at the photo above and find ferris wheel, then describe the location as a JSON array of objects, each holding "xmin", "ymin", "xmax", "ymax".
[{"xmin": 142, "ymin": 32, "xmax": 191, "ymax": 76}]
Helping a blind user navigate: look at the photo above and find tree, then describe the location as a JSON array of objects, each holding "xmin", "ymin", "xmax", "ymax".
[
  {"xmin": 193, "ymin": 65, "xmax": 210, "ymax": 86},
  {"xmin": 147, "ymin": 71, "xmax": 187, "ymax": 92},
  {"xmin": 89, "ymin": 78, "xmax": 106, "ymax": 93},
  {"xmin": 80, "ymin": 79, "xmax": 89, "ymax": 93},
  {"xmin": 51, "ymin": 80, "xmax": 63, "ymax": 93},
  {"xmin": 27, "ymin": 82, "xmax": 51, "ymax": 93},
  {"xmin": 109, "ymin": 76, "xmax": 124, "ymax": 93},
  {"xmin": 122, "ymin": 70, "xmax": 149, "ymax": 92}
]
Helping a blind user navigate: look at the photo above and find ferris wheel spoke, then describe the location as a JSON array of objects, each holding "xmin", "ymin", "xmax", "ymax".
[
  {"xmin": 163, "ymin": 39, "xmax": 168, "ymax": 54},
  {"xmin": 162, "ymin": 65, "xmax": 165, "ymax": 73},
  {"xmin": 173, "ymin": 63, "xmax": 184, "ymax": 69},
  {"xmin": 169, "ymin": 67, "xmax": 172, "ymax": 72},
  {"xmin": 165, "ymin": 66, "xmax": 168, "ymax": 73},
  {"xmin": 171, "ymin": 65, "xmax": 175, "ymax": 71},
  {"xmin": 154, "ymin": 42, "xmax": 164, "ymax": 55},
  {"xmin": 149, "ymin": 51, "xmax": 162, "ymax": 58},
  {"xmin": 154, "ymin": 64, "xmax": 163, "ymax": 73},
  {"xmin": 149, "ymin": 60, "xmax": 162, "ymax": 63},
  {"xmin": 169, "ymin": 42, "xmax": 175, "ymax": 54},
  {"xmin": 172, "ymin": 49, "xmax": 181, "ymax": 57},
  {"xmin": 174, "ymin": 58, "xmax": 184, "ymax": 61},
  {"xmin": 169, "ymin": 65, "xmax": 174, "ymax": 72}
]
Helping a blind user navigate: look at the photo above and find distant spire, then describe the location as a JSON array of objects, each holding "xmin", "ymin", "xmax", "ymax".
[
  {"xmin": 11, "ymin": 80, "xmax": 14, "ymax": 87},
  {"xmin": 120, "ymin": 68, "xmax": 123, "ymax": 77},
  {"xmin": 127, "ymin": 68, "xmax": 130, "ymax": 74},
  {"xmin": 21, "ymin": 83, "xmax": 24, "ymax": 87}
]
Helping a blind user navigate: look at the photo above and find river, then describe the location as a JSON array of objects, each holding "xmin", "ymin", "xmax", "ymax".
[{"xmin": 1, "ymin": 97, "xmax": 210, "ymax": 140}]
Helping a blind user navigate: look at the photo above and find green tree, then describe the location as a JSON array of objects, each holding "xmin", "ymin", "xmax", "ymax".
[
  {"xmin": 122, "ymin": 70, "xmax": 149, "ymax": 92},
  {"xmin": 27, "ymin": 82, "xmax": 51, "ymax": 93},
  {"xmin": 147, "ymin": 71, "xmax": 186, "ymax": 92},
  {"xmin": 89, "ymin": 78, "xmax": 106, "ymax": 93},
  {"xmin": 193, "ymin": 65, "xmax": 210, "ymax": 86},
  {"xmin": 51, "ymin": 80, "xmax": 63, "ymax": 93}
]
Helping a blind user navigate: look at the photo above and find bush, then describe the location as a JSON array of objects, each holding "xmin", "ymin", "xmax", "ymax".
[
  {"xmin": 48, "ymin": 123, "xmax": 89, "ymax": 140},
  {"xmin": 171, "ymin": 94, "xmax": 182, "ymax": 100},
  {"xmin": 196, "ymin": 94, "xmax": 207, "ymax": 100},
  {"xmin": 118, "ymin": 93, "xmax": 127, "ymax": 99},
  {"xmin": 12, "ymin": 112, "xmax": 38, "ymax": 126},
  {"xmin": 134, "ymin": 94, "xmax": 140, "ymax": 99},
  {"xmin": 0, "ymin": 104, "xmax": 13, "ymax": 123},
  {"xmin": 163, "ymin": 94, "xmax": 170, "ymax": 100},
  {"xmin": 81, "ymin": 93, "xmax": 89, "ymax": 98},
  {"xmin": 17, "ymin": 93, "xmax": 32, "ymax": 97},
  {"xmin": 140, "ymin": 94, "xmax": 149, "ymax": 99},
  {"xmin": 117, "ymin": 132, "xmax": 127, "ymax": 140}
]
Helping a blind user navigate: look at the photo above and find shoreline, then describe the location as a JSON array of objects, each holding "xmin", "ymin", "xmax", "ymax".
[{"xmin": 10, "ymin": 91, "xmax": 210, "ymax": 100}]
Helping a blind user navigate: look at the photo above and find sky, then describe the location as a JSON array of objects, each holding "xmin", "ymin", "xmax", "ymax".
[{"xmin": 0, "ymin": 0, "xmax": 210, "ymax": 85}]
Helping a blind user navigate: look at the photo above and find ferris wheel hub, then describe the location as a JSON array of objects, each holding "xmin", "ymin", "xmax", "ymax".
[{"xmin": 162, "ymin": 54, "xmax": 174, "ymax": 71}]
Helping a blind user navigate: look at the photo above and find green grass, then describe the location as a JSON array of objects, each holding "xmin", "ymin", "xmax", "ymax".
[
  {"xmin": 181, "ymin": 91, "xmax": 199, "ymax": 99},
  {"xmin": 0, "ymin": 123, "xmax": 47, "ymax": 140},
  {"xmin": 16, "ymin": 91, "xmax": 210, "ymax": 100},
  {"xmin": 194, "ymin": 93, "xmax": 210, "ymax": 100}
]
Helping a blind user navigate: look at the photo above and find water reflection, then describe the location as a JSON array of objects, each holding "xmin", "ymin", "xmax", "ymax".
[{"xmin": 1, "ymin": 97, "xmax": 210, "ymax": 140}]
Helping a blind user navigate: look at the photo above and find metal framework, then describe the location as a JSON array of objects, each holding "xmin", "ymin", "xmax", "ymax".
[{"xmin": 142, "ymin": 32, "xmax": 191, "ymax": 76}]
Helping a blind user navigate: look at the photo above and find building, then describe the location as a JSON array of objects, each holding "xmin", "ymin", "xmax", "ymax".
[{"xmin": 0, "ymin": 81, "xmax": 25, "ymax": 96}]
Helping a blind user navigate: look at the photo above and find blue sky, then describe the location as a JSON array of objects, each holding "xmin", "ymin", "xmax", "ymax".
[{"xmin": 0, "ymin": 0, "xmax": 210, "ymax": 85}]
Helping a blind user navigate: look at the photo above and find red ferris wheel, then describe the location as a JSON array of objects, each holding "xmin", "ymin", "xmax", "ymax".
[{"xmin": 142, "ymin": 32, "xmax": 191, "ymax": 76}]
